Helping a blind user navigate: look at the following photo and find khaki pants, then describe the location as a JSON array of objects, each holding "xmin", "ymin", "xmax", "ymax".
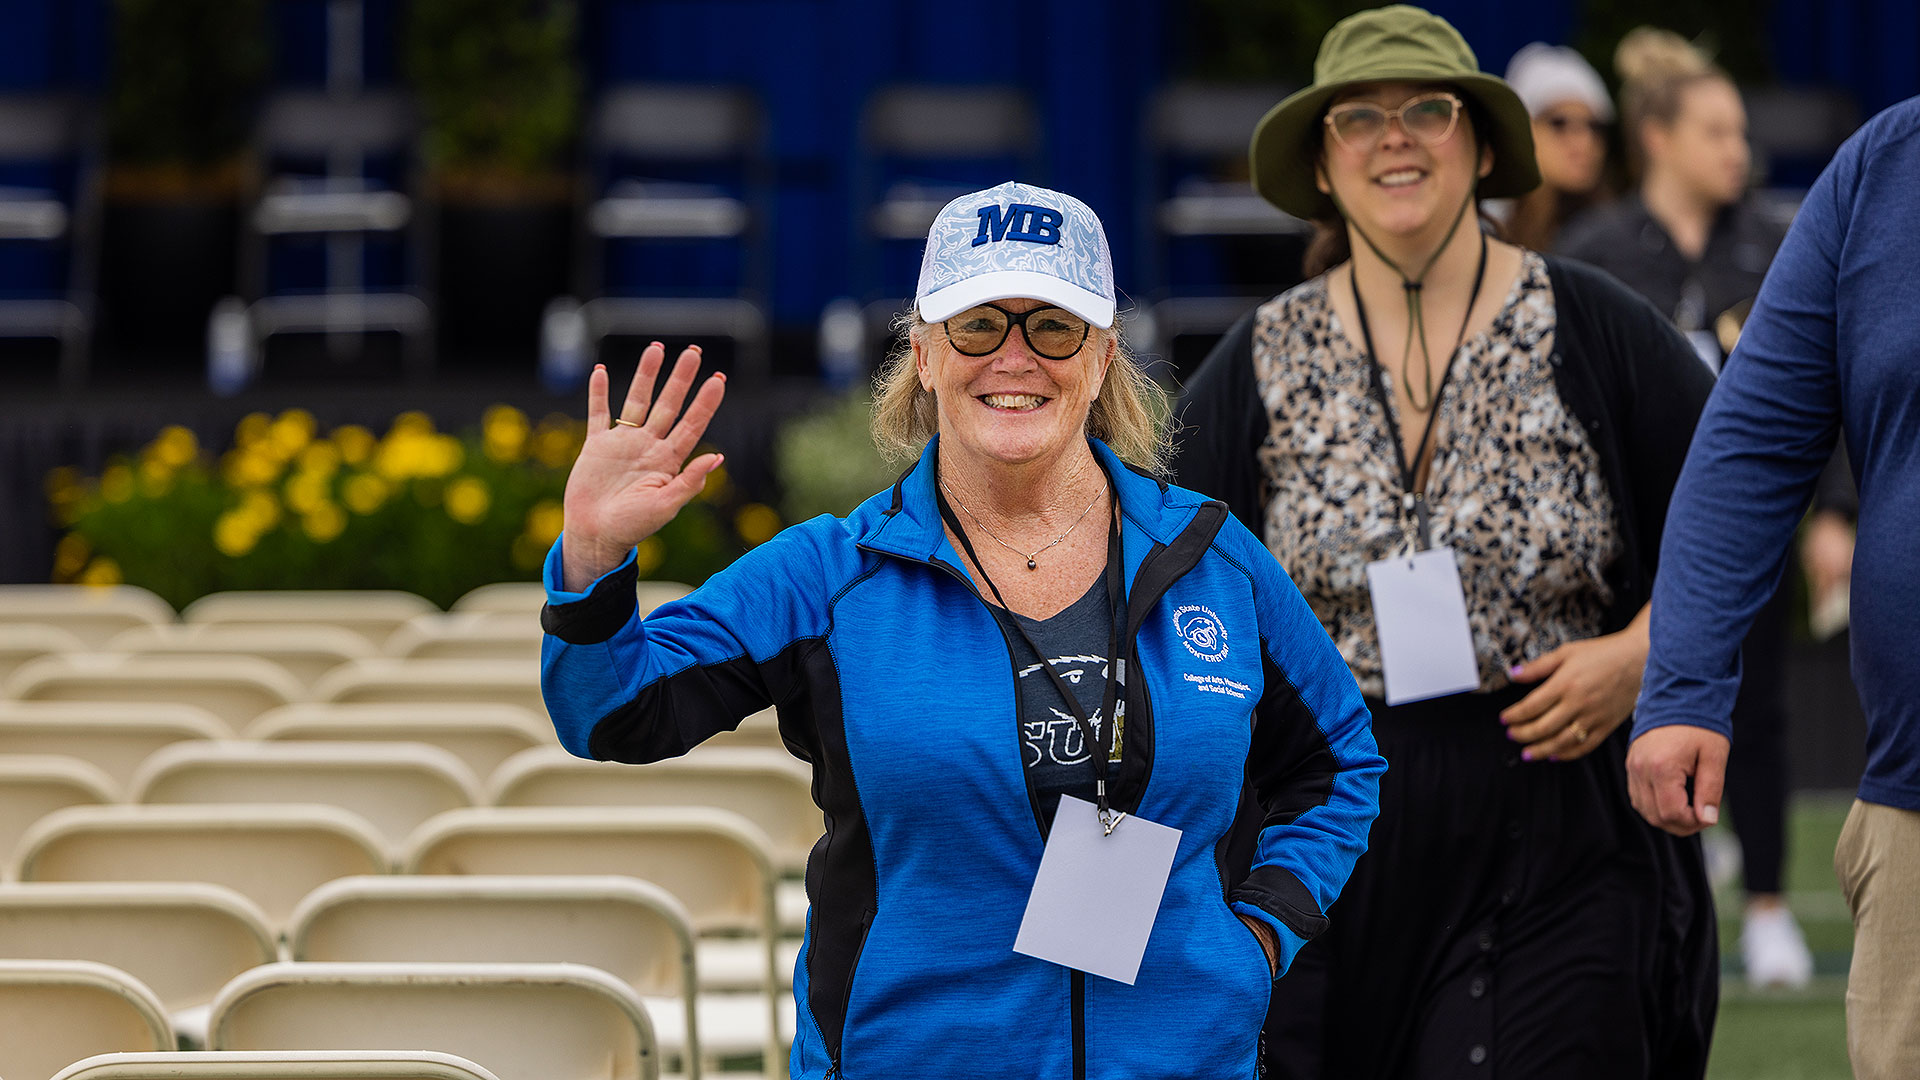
[{"xmin": 1835, "ymin": 799, "xmax": 1920, "ymax": 1079}]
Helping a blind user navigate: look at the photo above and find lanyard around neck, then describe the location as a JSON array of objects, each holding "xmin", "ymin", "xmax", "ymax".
[{"xmin": 935, "ymin": 466, "xmax": 1128, "ymax": 827}]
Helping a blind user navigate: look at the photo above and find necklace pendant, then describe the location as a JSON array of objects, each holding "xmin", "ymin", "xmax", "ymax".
[{"xmin": 1026, "ymin": 557, "xmax": 1038, "ymax": 570}]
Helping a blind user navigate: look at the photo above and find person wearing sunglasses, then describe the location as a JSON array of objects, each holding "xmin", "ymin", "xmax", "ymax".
[
  {"xmin": 542, "ymin": 179, "xmax": 1384, "ymax": 1079},
  {"xmin": 1494, "ymin": 42, "xmax": 1616, "ymax": 252},
  {"xmin": 1173, "ymin": 7, "xmax": 1719, "ymax": 1078}
]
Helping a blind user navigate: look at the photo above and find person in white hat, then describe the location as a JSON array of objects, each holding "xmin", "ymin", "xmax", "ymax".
[
  {"xmin": 540, "ymin": 180, "xmax": 1384, "ymax": 1079},
  {"xmin": 1497, "ymin": 42, "xmax": 1616, "ymax": 251}
]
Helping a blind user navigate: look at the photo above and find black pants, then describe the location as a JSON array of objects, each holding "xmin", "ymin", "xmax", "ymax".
[
  {"xmin": 1262, "ymin": 688, "xmax": 1718, "ymax": 1080},
  {"xmin": 1726, "ymin": 584, "xmax": 1791, "ymax": 896}
]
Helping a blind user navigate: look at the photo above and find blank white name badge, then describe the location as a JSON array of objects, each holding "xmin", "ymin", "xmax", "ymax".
[
  {"xmin": 1365, "ymin": 546, "xmax": 1481, "ymax": 706},
  {"xmin": 1013, "ymin": 795, "xmax": 1181, "ymax": 985}
]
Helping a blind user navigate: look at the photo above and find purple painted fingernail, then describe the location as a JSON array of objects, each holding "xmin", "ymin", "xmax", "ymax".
[
  {"xmin": 1508, "ymin": 664, "xmax": 1525, "ymax": 678},
  {"xmin": 1520, "ymin": 750, "xmax": 1534, "ymax": 761}
]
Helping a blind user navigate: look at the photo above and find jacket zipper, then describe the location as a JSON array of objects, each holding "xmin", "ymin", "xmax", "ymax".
[
  {"xmin": 1071, "ymin": 969, "xmax": 1087, "ymax": 1080},
  {"xmin": 825, "ymin": 905, "xmax": 876, "ymax": 1078}
]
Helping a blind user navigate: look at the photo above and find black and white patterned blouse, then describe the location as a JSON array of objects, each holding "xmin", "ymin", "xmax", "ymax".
[{"xmin": 1248, "ymin": 251, "xmax": 1620, "ymax": 698}]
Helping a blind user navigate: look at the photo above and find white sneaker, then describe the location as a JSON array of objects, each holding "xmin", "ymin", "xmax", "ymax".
[{"xmin": 1742, "ymin": 904, "xmax": 1814, "ymax": 989}]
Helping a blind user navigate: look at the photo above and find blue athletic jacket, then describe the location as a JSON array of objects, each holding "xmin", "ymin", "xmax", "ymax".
[{"xmin": 540, "ymin": 437, "xmax": 1384, "ymax": 1079}]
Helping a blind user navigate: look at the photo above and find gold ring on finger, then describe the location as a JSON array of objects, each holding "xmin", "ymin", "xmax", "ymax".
[
  {"xmin": 614, "ymin": 418, "xmax": 643, "ymax": 428},
  {"xmin": 1569, "ymin": 724, "xmax": 1588, "ymax": 743}
]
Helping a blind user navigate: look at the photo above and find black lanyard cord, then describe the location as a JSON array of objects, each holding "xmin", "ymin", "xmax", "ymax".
[{"xmin": 935, "ymin": 465, "xmax": 1127, "ymax": 820}]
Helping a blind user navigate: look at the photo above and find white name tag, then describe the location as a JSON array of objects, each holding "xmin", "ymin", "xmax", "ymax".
[
  {"xmin": 1013, "ymin": 794, "xmax": 1181, "ymax": 985},
  {"xmin": 1365, "ymin": 546, "xmax": 1481, "ymax": 705}
]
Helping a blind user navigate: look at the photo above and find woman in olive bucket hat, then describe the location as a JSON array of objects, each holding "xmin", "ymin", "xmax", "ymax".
[{"xmin": 1173, "ymin": 7, "xmax": 1720, "ymax": 1077}]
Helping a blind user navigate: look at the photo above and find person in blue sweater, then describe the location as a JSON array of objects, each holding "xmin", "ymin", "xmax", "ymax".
[
  {"xmin": 541, "ymin": 180, "xmax": 1385, "ymax": 1079},
  {"xmin": 1628, "ymin": 97, "xmax": 1920, "ymax": 1080}
]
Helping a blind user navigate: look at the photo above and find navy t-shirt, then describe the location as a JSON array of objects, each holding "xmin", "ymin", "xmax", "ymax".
[{"xmin": 998, "ymin": 574, "xmax": 1114, "ymax": 829}]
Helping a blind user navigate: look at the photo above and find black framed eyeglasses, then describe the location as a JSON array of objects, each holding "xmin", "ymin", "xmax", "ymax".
[
  {"xmin": 1324, "ymin": 91, "xmax": 1463, "ymax": 152},
  {"xmin": 942, "ymin": 303, "xmax": 1091, "ymax": 360}
]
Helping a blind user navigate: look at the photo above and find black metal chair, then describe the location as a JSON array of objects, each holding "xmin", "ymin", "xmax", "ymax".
[{"xmin": 0, "ymin": 93, "xmax": 101, "ymax": 388}]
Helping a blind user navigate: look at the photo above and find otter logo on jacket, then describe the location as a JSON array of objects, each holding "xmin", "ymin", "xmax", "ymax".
[{"xmin": 1173, "ymin": 604, "xmax": 1228, "ymax": 662}]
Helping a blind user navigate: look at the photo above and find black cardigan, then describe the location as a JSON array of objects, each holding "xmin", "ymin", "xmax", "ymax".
[{"xmin": 1171, "ymin": 255, "xmax": 1716, "ymax": 636}]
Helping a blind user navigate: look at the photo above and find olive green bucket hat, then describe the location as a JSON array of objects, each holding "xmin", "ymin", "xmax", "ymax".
[{"xmin": 1249, "ymin": 4, "xmax": 1540, "ymax": 219}]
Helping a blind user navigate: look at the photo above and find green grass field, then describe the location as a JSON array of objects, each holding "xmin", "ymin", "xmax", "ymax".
[{"xmin": 1706, "ymin": 794, "xmax": 1854, "ymax": 1080}]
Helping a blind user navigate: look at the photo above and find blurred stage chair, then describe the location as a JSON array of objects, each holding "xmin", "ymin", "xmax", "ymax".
[
  {"xmin": 4, "ymin": 654, "xmax": 304, "ymax": 731},
  {"xmin": 0, "ymin": 754, "xmax": 116, "ymax": 864},
  {"xmin": 0, "ymin": 623, "xmax": 87, "ymax": 684},
  {"xmin": 0, "ymin": 959, "xmax": 173, "ymax": 1080},
  {"xmin": 105, "ymin": 623, "xmax": 374, "ymax": 689},
  {"xmin": 208, "ymin": 961, "xmax": 659, "ymax": 1080},
  {"xmin": 251, "ymin": 702, "xmax": 551, "ymax": 777},
  {"xmin": 0, "ymin": 92, "xmax": 101, "ymax": 388},
  {"xmin": 451, "ymin": 579, "xmax": 692, "ymax": 618},
  {"xmin": 385, "ymin": 612, "xmax": 544, "ymax": 662},
  {"xmin": 129, "ymin": 741, "xmax": 482, "ymax": 850},
  {"xmin": 289, "ymin": 875, "xmax": 702, "ymax": 1077},
  {"xmin": 0, "ymin": 584, "xmax": 173, "ymax": 649},
  {"xmin": 310, "ymin": 658, "xmax": 544, "ymax": 716},
  {"xmin": 0, "ymin": 881, "xmax": 277, "ymax": 1046},
  {"xmin": 52, "ymin": 1051, "xmax": 503, "ymax": 1080},
  {"xmin": 15, "ymin": 803, "xmax": 389, "ymax": 928},
  {"xmin": 542, "ymin": 84, "xmax": 770, "ymax": 390},
  {"xmin": 0, "ymin": 702, "xmax": 231, "ymax": 789},
  {"xmin": 1743, "ymin": 85, "xmax": 1860, "ymax": 190},
  {"xmin": 180, "ymin": 590, "xmax": 437, "ymax": 649}
]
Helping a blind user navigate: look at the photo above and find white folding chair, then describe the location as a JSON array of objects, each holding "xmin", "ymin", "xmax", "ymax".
[
  {"xmin": 289, "ymin": 875, "xmax": 701, "ymax": 1076},
  {"xmin": 0, "ymin": 881, "xmax": 276, "ymax": 1046},
  {"xmin": 129, "ymin": 741, "xmax": 481, "ymax": 850},
  {"xmin": 181, "ymin": 591, "xmax": 438, "ymax": 650},
  {"xmin": 0, "ymin": 585, "xmax": 174, "ymax": 649},
  {"xmin": 251, "ymin": 702, "xmax": 552, "ymax": 776},
  {"xmin": 0, "ymin": 959, "xmax": 173, "ymax": 1080},
  {"xmin": 451, "ymin": 580, "xmax": 693, "ymax": 618},
  {"xmin": 403, "ymin": 807, "xmax": 786, "ymax": 1072},
  {"xmin": 0, "ymin": 754, "xmax": 116, "ymax": 870},
  {"xmin": 384, "ymin": 613, "xmax": 543, "ymax": 662},
  {"xmin": 105, "ymin": 624, "xmax": 374, "ymax": 689},
  {"xmin": 310, "ymin": 659, "xmax": 544, "ymax": 716},
  {"xmin": 0, "ymin": 623, "xmax": 88, "ymax": 684},
  {"xmin": 0, "ymin": 702, "xmax": 231, "ymax": 788},
  {"xmin": 53, "ymin": 1051, "xmax": 503, "ymax": 1080},
  {"xmin": 209, "ymin": 961, "xmax": 659, "ymax": 1080},
  {"xmin": 15, "ymin": 804, "xmax": 389, "ymax": 929},
  {"xmin": 4, "ymin": 654, "xmax": 304, "ymax": 730}
]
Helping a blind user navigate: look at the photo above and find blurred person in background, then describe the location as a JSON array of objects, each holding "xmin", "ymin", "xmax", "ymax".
[
  {"xmin": 1627, "ymin": 92, "xmax": 1920, "ymax": 1080},
  {"xmin": 541, "ymin": 181, "xmax": 1384, "ymax": 1079},
  {"xmin": 1174, "ymin": 7, "xmax": 1717, "ymax": 1077},
  {"xmin": 1559, "ymin": 27, "xmax": 1819, "ymax": 989},
  {"xmin": 1494, "ymin": 42, "xmax": 1615, "ymax": 251}
]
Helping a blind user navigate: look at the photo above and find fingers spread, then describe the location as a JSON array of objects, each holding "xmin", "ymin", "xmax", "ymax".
[
  {"xmin": 646, "ymin": 345, "xmax": 704, "ymax": 437},
  {"xmin": 585, "ymin": 364, "xmax": 611, "ymax": 431},
  {"xmin": 666, "ymin": 372, "xmax": 728, "ymax": 459},
  {"xmin": 621, "ymin": 343, "xmax": 666, "ymax": 427}
]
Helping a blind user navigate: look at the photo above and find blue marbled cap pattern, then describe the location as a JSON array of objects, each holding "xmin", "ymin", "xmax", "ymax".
[{"xmin": 915, "ymin": 181, "xmax": 1115, "ymax": 307}]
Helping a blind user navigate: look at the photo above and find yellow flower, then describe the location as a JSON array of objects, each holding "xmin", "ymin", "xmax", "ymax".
[
  {"xmin": 302, "ymin": 502, "xmax": 348, "ymax": 543},
  {"xmin": 734, "ymin": 503, "xmax": 782, "ymax": 545},
  {"xmin": 146, "ymin": 425, "xmax": 199, "ymax": 468},
  {"xmin": 213, "ymin": 511, "xmax": 259, "ymax": 557},
  {"xmin": 373, "ymin": 431, "xmax": 463, "ymax": 481},
  {"xmin": 284, "ymin": 470, "xmax": 330, "ymax": 515},
  {"xmin": 77, "ymin": 557, "xmax": 122, "ymax": 586},
  {"xmin": 389, "ymin": 411, "xmax": 435, "ymax": 437},
  {"xmin": 532, "ymin": 413, "xmax": 584, "ymax": 469},
  {"xmin": 268, "ymin": 409, "xmax": 317, "ymax": 458},
  {"xmin": 43, "ymin": 466, "xmax": 85, "ymax": 525},
  {"xmin": 234, "ymin": 412, "xmax": 272, "ymax": 448},
  {"xmin": 333, "ymin": 424, "xmax": 375, "ymax": 465},
  {"xmin": 222, "ymin": 447, "xmax": 282, "ymax": 488},
  {"xmin": 524, "ymin": 499, "xmax": 565, "ymax": 546},
  {"xmin": 445, "ymin": 476, "xmax": 492, "ymax": 524},
  {"xmin": 51, "ymin": 534, "xmax": 89, "ymax": 580},
  {"xmin": 633, "ymin": 536, "xmax": 665, "ymax": 576},
  {"xmin": 483, "ymin": 404, "xmax": 530, "ymax": 464},
  {"xmin": 99, "ymin": 464, "xmax": 135, "ymax": 505},
  {"xmin": 298, "ymin": 442, "xmax": 341, "ymax": 476},
  {"xmin": 342, "ymin": 473, "xmax": 389, "ymax": 515},
  {"xmin": 238, "ymin": 489, "xmax": 281, "ymax": 531},
  {"xmin": 138, "ymin": 459, "xmax": 174, "ymax": 497}
]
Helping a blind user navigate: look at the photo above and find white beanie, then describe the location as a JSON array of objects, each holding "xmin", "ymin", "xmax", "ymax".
[{"xmin": 1505, "ymin": 43, "xmax": 1615, "ymax": 122}]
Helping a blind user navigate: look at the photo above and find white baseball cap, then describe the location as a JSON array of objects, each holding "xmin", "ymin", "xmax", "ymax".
[
  {"xmin": 1505, "ymin": 43, "xmax": 1615, "ymax": 122},
  {"xmin": 913, "ymin": 180, "xmax": 1117, "ymax": 329}
]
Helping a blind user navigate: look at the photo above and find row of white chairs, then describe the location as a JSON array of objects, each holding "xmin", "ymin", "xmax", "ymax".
[{"xmin": 54, "ymin": 1051, "xmax": 504, "ymax": 1080}]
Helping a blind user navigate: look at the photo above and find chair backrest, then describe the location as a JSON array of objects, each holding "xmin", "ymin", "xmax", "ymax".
[
  {"xmin": 255, "ymin": 90, "xmax": 417, "ymax": 159},
  {"xmin": 0, "ymin": 959, "xmax": 172, "ymax": 1080},
  {"xmin": 0, "ymin": 94, "xmax": 87, "ymax": 160},
  {"xmin": 0, "ymin": 754, "xmax": 116, "ymax": 868},
  {"xmin": 251, "ymin": 702, "xmax": 551, "ymax": 776},
  {"xmin": 1146, "ymin": 82, "xmax": 1292, "ymax": 157},
  {"xmin": 385, "ymin": 613, "xmax": 543, "ymax": 662},
  {"xmin": 0, "ymin": 702, "xmax": 231, "ymax": 788},
  {"xmin": 4, "ymin": 654, "xmax": 304, "ymax": 730},
  {"xmin": 0, "ymin": 623, "xmax": 87, "ymax": 684},
  {"xmin": 0, "ymin": 881, "xmax": 276, "ymax": 1013},
  {"xmin": 310, "ymin": 659, "xmax": 544, "ymax": 715},
  {"xmin": 15, "ymin": 804, "xmax": 389, "ymax": 928},
  {"xmin": 591, "ymin": 85, "xmax": 761, "ymax": 160},
  {"xmin": 860, "ymin": 85, "xmax": 1037, "ymax": 157},
  {"xmin": 451, "ymin": 580, "xmax": 692, "ymax": 617},
  {"xmin": 106, "ymin": 623, "xmax": 374, "ymax": 688},
  {"xmin": 53, "ymin": 1050, "xmax": 504, "ymax": 1080},
  {"xmin": 403, "ymin": 807, "xmax": 775, "ymax": 939},
  {"xmin": 489, "ymin": 747, "xmax": 816, "ymax": 874},
  {"xmin": 181, "ymin": 590, "xmax": 438, "ymax": 649},
  {"xmin": 209, "ymin": 961, "xmax": 659, "ymax": 1080},
  {"xmin": 0, "ymin": 585, "xmax": 173, "ymax": 649},
  {"xmin": 129, "ymin": 741, "xmax": 482, "ymax": 848}
]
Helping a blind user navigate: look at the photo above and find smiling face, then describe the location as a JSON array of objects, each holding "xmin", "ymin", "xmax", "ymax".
[
  {"xmin": 1315, "ymin": 81, "xmax": 1494, "ymax": 246},
  {"xmin": 915, "ymin": 297, "xmax": 1112, "ymax": 472}
]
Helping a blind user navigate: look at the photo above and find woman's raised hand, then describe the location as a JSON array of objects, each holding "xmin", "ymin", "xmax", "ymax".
[{"xmin": 561, "ymin": 342, "xmax": 727, "ymax": 591}]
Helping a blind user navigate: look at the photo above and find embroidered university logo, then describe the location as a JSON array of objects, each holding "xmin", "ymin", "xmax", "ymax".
[
  {"xmin": 1173, "ymin": 604, "xmax": 1228, "ymax": 662},
  {"xmin": 972, "ymin": 202, "xmax": 1064, "ymax": 246}
]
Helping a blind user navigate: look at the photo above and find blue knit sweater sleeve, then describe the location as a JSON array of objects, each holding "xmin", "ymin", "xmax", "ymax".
[{"xmin": 1632, "ymin": 130, "xmax": 1856, "ymax": 738}]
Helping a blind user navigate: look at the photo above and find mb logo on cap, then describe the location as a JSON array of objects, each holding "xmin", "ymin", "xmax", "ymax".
[{"xmin": 974, "ymin": 203, "xmax": 1064, "ymax": 247}]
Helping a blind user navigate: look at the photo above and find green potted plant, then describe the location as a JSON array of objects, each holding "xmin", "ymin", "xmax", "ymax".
[
  {"xmin": 100, "ymin": 0, "xmax": 267, "ymax": 364},
  {"xmin": 406, "ymin": 0, "xmax": 581, "ymax": 366}
]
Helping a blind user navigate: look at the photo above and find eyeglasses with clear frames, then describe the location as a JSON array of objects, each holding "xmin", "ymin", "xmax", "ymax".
[{"xmin": 1323, "ymin": 91, "xmax": 1463, "ymax": 153}]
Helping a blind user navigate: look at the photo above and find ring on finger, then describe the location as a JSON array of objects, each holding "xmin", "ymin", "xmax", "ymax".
[
  {"xmin": 1569, "ymin": 723, "xmax": 1589, "ymax": 744},
  {"xmin": 613, "ymin": 418, "xmax": 643, "ymax": 428}
]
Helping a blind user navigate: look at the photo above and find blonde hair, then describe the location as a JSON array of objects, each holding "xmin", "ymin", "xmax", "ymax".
[
  {"xmin": 869, "ymin": 310, "xmax": 1172, "ymax": 474},
  {"xmin": 1615, "ymin": 28, "xmax": 1730, "ymax": 179}
]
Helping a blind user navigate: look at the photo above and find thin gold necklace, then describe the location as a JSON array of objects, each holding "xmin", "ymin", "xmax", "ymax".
[{"xmin": 939, "ymin": 478, "xmax": 1102, "ymax": 570}]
